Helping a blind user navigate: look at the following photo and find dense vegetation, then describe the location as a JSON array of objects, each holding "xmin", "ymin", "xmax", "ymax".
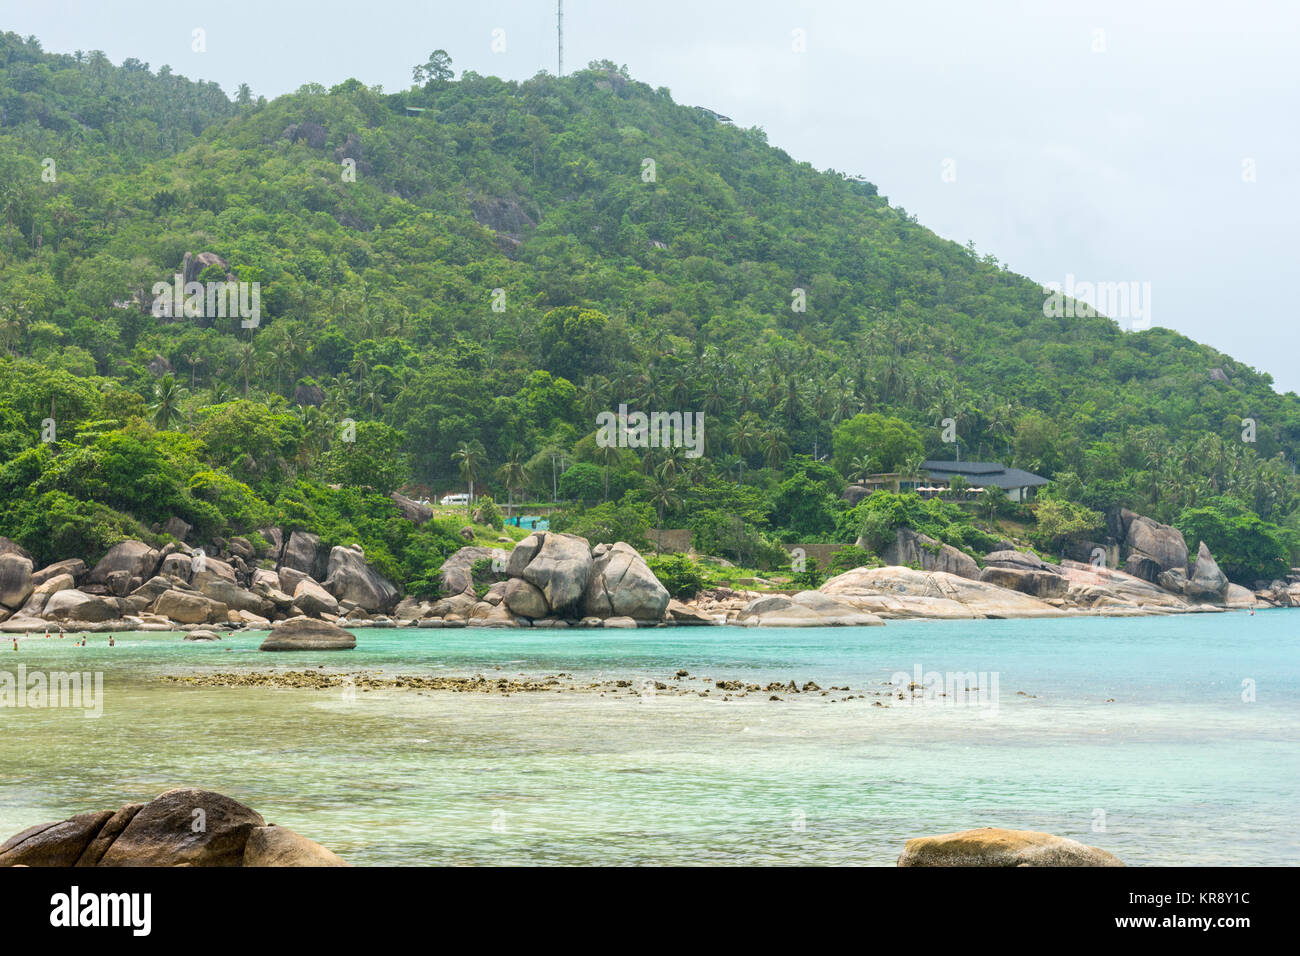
[{"xmin": 2, "ymin": 31, "xmax": 1298, "ymax": 590}]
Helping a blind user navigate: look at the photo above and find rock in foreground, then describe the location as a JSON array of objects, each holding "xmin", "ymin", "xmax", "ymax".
[
  {"xmin": 897, "ymin": 827, "xmax": 1124, "ymax": 867},
  {"xmin": 259, "ymin": 617, "xmax": 356, "ymax": 651},
  {"xmin": 0, "ymin": 788, "xmax": 347, "ymax": 867}
]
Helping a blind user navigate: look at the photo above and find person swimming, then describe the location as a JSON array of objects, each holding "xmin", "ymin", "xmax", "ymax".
[{"xmin": 108, "ymin": 636, "xmax": 116, "ymax": 647}]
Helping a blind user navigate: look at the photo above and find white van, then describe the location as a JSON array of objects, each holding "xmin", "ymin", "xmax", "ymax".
[{"xmin": 440, "ymin": 493, "xmax": 470, "ymax": 506}]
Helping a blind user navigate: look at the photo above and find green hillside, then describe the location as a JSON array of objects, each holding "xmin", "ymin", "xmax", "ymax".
[{"xmin": 2, "ymin": 31, "xmax": 1297, "ymax": 587}]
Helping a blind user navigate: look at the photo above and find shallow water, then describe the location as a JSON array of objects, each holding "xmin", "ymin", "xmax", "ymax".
[{"xmin": 1, "ymin": 611, "xmax": 1296, "ymax": 865}]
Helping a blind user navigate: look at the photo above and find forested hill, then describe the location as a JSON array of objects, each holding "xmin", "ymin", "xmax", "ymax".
[{"xmin": 2, "ymin": 31, "xmax": 1298, "ymax": 582}]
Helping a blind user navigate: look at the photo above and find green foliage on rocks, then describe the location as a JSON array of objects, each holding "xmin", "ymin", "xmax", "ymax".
[{"xmin": 1176, "ymin": 497, "xmax": 1295, "ymax": 584}]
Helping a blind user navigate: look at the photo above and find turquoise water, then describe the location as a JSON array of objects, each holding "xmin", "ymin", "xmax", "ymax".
[{"xmin": 1, "ymin": 611, "xmax": 1296, "ymax": 865}]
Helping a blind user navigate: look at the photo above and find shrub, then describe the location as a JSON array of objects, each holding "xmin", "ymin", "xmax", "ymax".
[
  {"xmin": 688, "ymin": 508, "xmax": 786, "ymax": 568},
  {"xmin": 473, "ymin": 496, "xmax": 503, "ymax": 530},
  {"xmin": 826, "ymin": 545, "xmax": 879, "ymax": 576},
  {"xmin": 1030, "ymin": 497, "xmax": 1104, "ymax": 552},
  {"xmin": 646, "ymin": 553, "xmax": 706, "ymax": 599},
  {"xmin": 790, "ymin": 556, "xmax": 826, "ymax": 589}
]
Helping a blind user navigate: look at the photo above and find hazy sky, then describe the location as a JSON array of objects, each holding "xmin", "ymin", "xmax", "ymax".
[{"xmin": 7, "ymin": 1, "xmax": 1298, "ymax": 390}]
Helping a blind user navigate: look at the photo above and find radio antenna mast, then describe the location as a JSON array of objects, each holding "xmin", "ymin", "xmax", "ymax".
[{"xmin": 557, "ymin": 0, "xmax": 564, "ymax": 76}]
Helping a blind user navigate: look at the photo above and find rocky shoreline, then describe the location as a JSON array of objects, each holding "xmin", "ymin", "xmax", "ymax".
[
  {"xmin": 1, "ymin": 510, "xmax": 1291, "ymax": 638},
  {"xmin": 160, "ymin": 668, "xmax": 879, "ymax": 703}
]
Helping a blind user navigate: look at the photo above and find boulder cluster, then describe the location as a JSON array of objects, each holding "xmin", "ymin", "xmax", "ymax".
[
  {"xmin": 0, "ymin": 505, "xmax": 1280, "ymax": 634},
  {"xmin": 0, "ymin": 788, "xmax": 346, "ymax": 867},
  {"xmin": 397, "ymin": 532, "xmax": 673, "ymax": 629},
  {"xmin": 0, "ymin": 526, "xmax": 399, "ymax": 634},
  {"xmin": 839, "ymin": 513, "xmax": 1264, "ymax": 616}
]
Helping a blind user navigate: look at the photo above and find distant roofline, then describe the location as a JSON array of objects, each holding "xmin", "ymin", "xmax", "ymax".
[{"xmin": 921, "ymin": 460, "xmax": 1049, "ymax": 489}]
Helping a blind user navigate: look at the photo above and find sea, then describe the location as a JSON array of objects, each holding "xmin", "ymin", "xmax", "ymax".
[{"xmin": 1, "ymin": 610, "xmax": 1296, "ymax": 865}]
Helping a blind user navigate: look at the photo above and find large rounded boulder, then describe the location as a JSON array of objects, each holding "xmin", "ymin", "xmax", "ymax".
[
  {"xmin": 0, "ymin": 790, "xmax": 345, "ymax": 868},
  {"xmin": 86, "ymin": 540, "xmax": 160, "ymax": 587},
  {"xmin": 152, "ymin": 589, "xmax": 228, "ymax": 624},
  {"xmin": 516, "ymin": 532, "xmax": 592, "ymax": 614},
  {"xmin": 96, "ymin": 789, "xmax": 265, "ymax": 867},
  {"xmin": 583, "ymin": 542, "xmax": 670, "ymax": 621},
  {"xmin": 1122, "ymin": 511, "xmax": 1189, "ymax": 575},
  {"xmin": 243, "ymin": 825, "xmax": 348, "ymax": 866},
  {"xmin": 978, "ymin": 565, "xmax": 1068, "ymax": 599},
  {"xmin": 279, "ymin": 530, "xmax": 326, "ymax": 579},
  {"xmin": 259, "ymin": 616, "xmax": 355, "ymax": 651},
  {"xmin": 43, "ymin": 589, "xmax": 121, "ymax": 623},
  {"xmin": 503, "ymin": 577, "xmax": 549, "ymax": 618},
  {"xmin": 897, "ymin": 827, "xmax": 1124, "ymax": 867},
  {"xmin": 322, "ymin": 545, "xmax": 399, "ymax": 612},
  {"xmin": 0, "ymin": 553, "xmax": 34, "ymax": 610},
  {"xmin": 439, "ymin": 546, "xmax": 506, "ymax": 595}
]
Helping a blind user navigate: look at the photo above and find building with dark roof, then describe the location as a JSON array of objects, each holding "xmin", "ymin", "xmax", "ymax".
[{"xmin": 916, "ymin": 460, "xmax": 1049, "ymax": 503}]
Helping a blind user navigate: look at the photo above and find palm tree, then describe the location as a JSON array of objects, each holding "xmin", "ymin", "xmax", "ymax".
[
  {"xmin": 362, "ymin": 379, "xmax": 385, "ymax": 416},
  {"xmin": 0, "ymin": 312, "xmax": 22, "ymax": 356},
  {"xmin": 263, "ymin": 324, "xmax": 302, "ymax": 396},
  {"xmin": 207, "ymin": 381, "xmax": 234, "ymax": 405},
  {"xmin": 451, "ymin": 440, "xmax": 487, "ymax": 505},
  {"xmin": 348, "ymin": 354, "xmax": 371, "ymax": 402},
  {"xmin": 297, "ymin": 405, "xmax": 331, "ymax": 470},
  {"xmin": 846, "ymin": 454, "xmax": 875, "ymax": 483},
  {"xmin": 700, "ymin": 359, "xmax": 730, "ymax": 418},
  {"xmin": 736, "ymin": 377, "xmax": 755, "ymax": 416},
  {"xmin": 578, "ymin": 375, "xmax": 610, "ymax": 421},
  {"xmin": 646, "ymin": 472, "xmax": 682, "ymax": 538},
  {"xmin": 592, "ymin": 441, "xmax": 621, "ymax": 501},
  {"xmin": 668, "ymin": 367, "xmax": 692, "ymax": 408},
  {"xmin": 761, "ymin": 425, "xmax": 790, "ymax": 470},
  {"xmin": 778, "ymin": 370, "xmax": 805, "ymax": 427},
  {"xmin": 496, "ymin": 449, "xmax": 527, "ymax": 518},
  {"xmin": 659, "ymin": 446, "xmax": 686, "ymax": 482},
  {"xmin": 716, "ymin": 453, "xmax": 742, "ymax": 483},
  {"xmin": 235, "ymin": 342, "xmax": 257, "ymax": 397},
  {"xmin": 900, "ymin": 453, "xmax": 927, "ymax": 490},
  {"xmin": 184, "ymin": 350, "xmax": 204, "ymax": 388},
  {"xmin": 149, "ymin": 374, "xmax": 187, "ymax": 430},
  {"xmin": 729, "ymin": 413, "xmax": 761, "ymax": 482}
]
